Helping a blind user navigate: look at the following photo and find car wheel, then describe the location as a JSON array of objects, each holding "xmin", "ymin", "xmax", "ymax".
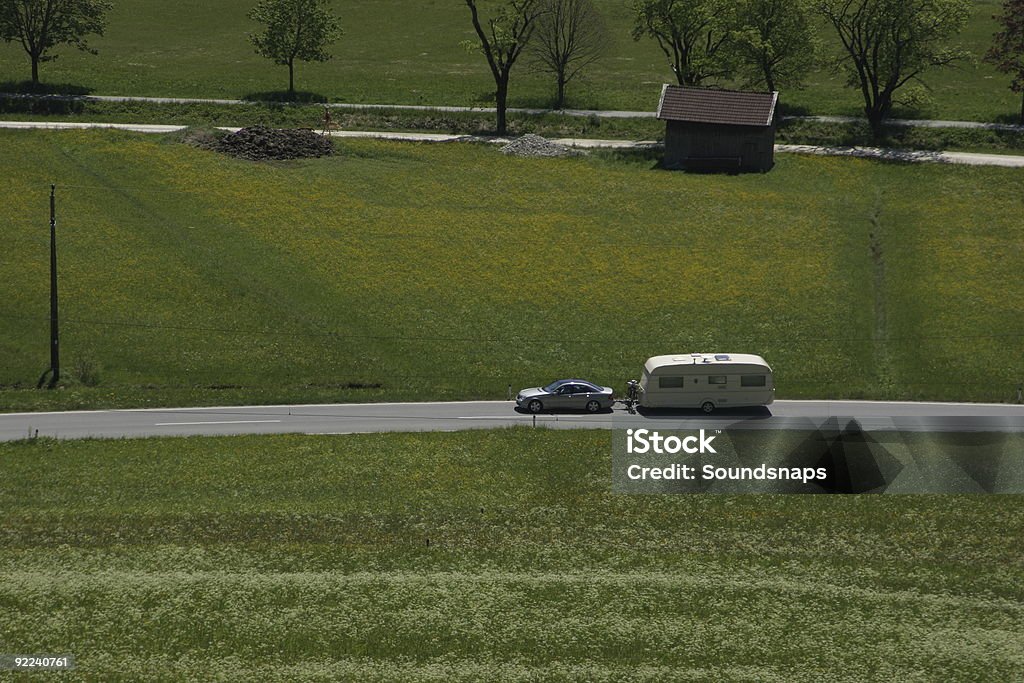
[
  {"xmin": 701, "ymin": 401, "xmax": 715, "ymax": 414},
  {"xmin": 527, "ymin": 399, "xmax": 544, "ymax": 413},
  {"xmin": 585, "ymin": 400, "xmax": 601, "ymax": 413}
]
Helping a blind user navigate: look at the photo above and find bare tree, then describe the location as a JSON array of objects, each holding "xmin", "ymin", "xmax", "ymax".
[
  {"xmin": 463, "ymin": 0, "xmax": 544, "ymax": 135},
  {"xmin": 531, "ymin": 0, "xmax": 609, "ymax": 109}
]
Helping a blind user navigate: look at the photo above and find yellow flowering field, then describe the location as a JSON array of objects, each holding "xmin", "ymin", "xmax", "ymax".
[{"xmin": 0, "ymin": 130, "xmax": 1022, "ymax": 410}]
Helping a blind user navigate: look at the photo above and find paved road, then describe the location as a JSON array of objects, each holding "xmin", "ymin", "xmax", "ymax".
[
  {"xmin": 2, "ymin": 400, "xmax": 1024, "ymax": 441},
  {"xmin": 3, "ymin": 92, "xmax": 1022, "ymax": 130},
  {"xmin": 2, "ymin": 121, "xmax": 1023, "ymax": 167}
]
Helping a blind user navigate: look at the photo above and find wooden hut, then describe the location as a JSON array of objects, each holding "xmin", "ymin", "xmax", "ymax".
[{"xmin": 656, "ymin": 85, "xmax": 779, "ymax": 173}]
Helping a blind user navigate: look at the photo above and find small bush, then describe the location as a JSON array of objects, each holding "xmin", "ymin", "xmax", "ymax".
[{"xmin": 71, "ymin": 356, "xmax": 102, "ymax": 387}]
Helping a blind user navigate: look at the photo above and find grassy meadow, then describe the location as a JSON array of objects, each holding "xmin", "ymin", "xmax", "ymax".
[
  {"xmin": 1, "ymin": 429, "xmax": 1023, "ymax": 680},
  {"xmin": 1, "ymin": 129, "xmax": 1022, "ymax": 410},
  {"xmin": 0, "ymin": 0, "xmax": 1020, "ymax": 122}
]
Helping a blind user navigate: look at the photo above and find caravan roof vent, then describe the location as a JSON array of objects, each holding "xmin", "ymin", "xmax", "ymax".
[{"xmin": 715, "ymin": 354, "xmax": 731, "ymax": 361}]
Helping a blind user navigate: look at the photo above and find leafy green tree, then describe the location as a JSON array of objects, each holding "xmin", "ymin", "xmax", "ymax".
[
  {"xmin": 819, "ymin": 0, "xmax": 970, "ymax": 134},
  {"xmin": 630, "ymin": 0, "xmax": 736, "ymax": 87},
  {"xmin": 248, "ymin": 0, "xmax": 342, "ymax": 96},
  {"xmin": 0, "ymin": 0, "xmax": 111, "ymax": 85},
  {"xmin": 463, "ymin": 0, "xmax": 545, "ymax": 135},
  {"xmin": 985, "ymin": 0, "xmax": 1024, "ymax": 123},
  {"xmin": 731, "ymin": 0, "xmax": 819, "ymax": 93},
  {"xmin": 531, "ymin": 0, "xmax": 609, "ymax": 109}
]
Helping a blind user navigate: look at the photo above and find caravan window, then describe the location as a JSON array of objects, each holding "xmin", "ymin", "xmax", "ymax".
[
  {"xmin": 708, "ymin": 375, "xmax": 727, "ymax": 385},
  {"xmin": 741, "ymin": 375, "xmax": 767, "ymax": 387},
  {"xmin": 659, "ymin": 376, "xmax": 684, "ymax": 389}
]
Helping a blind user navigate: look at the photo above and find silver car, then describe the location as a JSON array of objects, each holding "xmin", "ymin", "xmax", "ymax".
[{"xmin": 516, "ymin": 379, "xmax": 615, "ymax": 414}]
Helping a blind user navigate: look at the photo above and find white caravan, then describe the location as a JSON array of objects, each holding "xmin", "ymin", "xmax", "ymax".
[{"xmin": 638, "ymin": 353, "xmax": 774, "ymax": 412}]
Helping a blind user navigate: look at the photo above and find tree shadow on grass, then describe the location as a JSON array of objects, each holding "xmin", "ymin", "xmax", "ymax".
[
  {"xmin": 993, "ymin": 111, "xmax": 1024, "ymax": 127},
  {"xmin": 775, "ymin": 101, "xmax": 813, "ymax": 117},
  {"xmin": 242, "ymin": 90, "xmax": 329, "ymax": 104},
  {"xmin": 0, "ymin": 81, "xmax": 94, "ymax": 116},
  {"xmin": 0, "ymin": 80, "xmax": 93, "ymax": 96},
  {"xmin": 0, "ymin": 94, "xmax": 92, "ymax": 116}
]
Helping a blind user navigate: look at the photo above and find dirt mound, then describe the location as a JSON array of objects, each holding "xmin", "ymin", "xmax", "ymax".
[
  {"xmin": 214, "ymin": 126, "xmax": 334, "ymax": 161},
  {"xmin": 501, "ymin": 133, "xmax": 576, "ymax": 158},
  {"xmin": 177, "ymin": 127, "xmax": 221, "ymax": 150}
]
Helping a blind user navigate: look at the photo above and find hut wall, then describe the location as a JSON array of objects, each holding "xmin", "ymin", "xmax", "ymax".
[{"xmin": 663, "ymin": 121, "xmax": 775, "ymax": 172}]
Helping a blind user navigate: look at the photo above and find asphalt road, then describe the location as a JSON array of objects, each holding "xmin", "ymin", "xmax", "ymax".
[{"xmin": 2, "ymin": 400, "xmax": 1024, "ymax": 442}]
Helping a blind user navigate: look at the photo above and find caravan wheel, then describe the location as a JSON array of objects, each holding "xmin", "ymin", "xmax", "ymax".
[{"xmin": 700, "ymin": 401, "xmax": 715, "ymax": 414}]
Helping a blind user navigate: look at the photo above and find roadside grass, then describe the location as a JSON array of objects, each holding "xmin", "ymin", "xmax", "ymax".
[
  {"xmin": 0, "ymin": 97, "xmax": 665, "ymax": 141},
  {"xmin": 3, "ymin": 97, "xmax": 1024, "ymax": 154},
  {"xmin": 776, "ymin": 119, "xmax": 1024, "ymax": 155},
  {"xmin": 1, "ymin": 429, "xmax": 1022, "ymax": 680},
  {"xmin": 1, "ymin": 130, "xmax": 1022, "ymax": 410},
  {"xmin": 0, "ymin": 0, "xmax": 1019, "ymax": 122}
]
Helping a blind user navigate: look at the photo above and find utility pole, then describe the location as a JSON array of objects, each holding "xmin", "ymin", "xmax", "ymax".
[{"xmin": 48, "ymin": 184, "xmax": 59, "ymax": 388}]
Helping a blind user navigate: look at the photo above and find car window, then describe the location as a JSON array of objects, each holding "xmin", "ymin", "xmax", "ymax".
[{"xmin": 577, "ymin": 383, "xmax": 596, "ymax": 393}]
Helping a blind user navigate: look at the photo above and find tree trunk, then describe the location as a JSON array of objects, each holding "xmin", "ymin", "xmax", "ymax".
[
  {"xmin": 866, "ymin": 108, "xmax": 885, "ymax": 138},
  {"xmin": 31, "ymin": 54, "xmax": 40, "ymax": 85},
  {"xmin": 555, "ymin": 73, "xmax": 566, "ymax": 110},
  {"xmin": 288, "ymin": 60, "xmax": 295, "ymax": 96},
  {"xmin": 866, "ymin": 95, "xmax": 891, "ymax": 139},
  {"xmin": 1019, "ymin": 91, "xmax": 1024, "ymax": 125},
  {"xmin": 495, "ymin": 80, "xmax": 508, "ymax": 135}
]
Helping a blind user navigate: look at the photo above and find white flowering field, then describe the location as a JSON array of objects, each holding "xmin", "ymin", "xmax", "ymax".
[{"xmin": 2, "ymin": 429, "xmax": 1022, "ymax": 680}]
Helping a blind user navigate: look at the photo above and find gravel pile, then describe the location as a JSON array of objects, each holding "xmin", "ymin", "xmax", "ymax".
[
  {"xmin": 214, "ymin": 126, "xmax": 334, "ymax": 161},
  {"xmin": 501, "ymin": 133, "xmax": 576, "ymax": 158}
]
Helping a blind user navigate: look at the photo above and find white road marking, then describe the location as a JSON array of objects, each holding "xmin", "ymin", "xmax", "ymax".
[
  {"xmin": 0, "ymin": 399, "xmax": 515, "ymax": 418},
  {"xmin": 153, "ymin": 419, "xmax": 283, "ymax": 426},
  {"xmin": 457, "ymin": 416, "xmax": 531, "ymax": 420}
]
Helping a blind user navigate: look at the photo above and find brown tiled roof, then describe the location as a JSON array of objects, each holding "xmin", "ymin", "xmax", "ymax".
[{"xmin": 656, "ymin": 85, "xmax": 778, "ymax": 127}]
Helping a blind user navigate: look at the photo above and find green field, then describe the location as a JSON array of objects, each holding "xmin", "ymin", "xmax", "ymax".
[
  {"xmin": 1, "ymin": 130, "xmax": 1023, "ymax": 410},
  {"xmin": 1, "ymin": 429, "xmax": 1022, "ymax": 680},
  {"xmin": 0, "ymin": 0, "xmax": 1020, "ymax": 122}
]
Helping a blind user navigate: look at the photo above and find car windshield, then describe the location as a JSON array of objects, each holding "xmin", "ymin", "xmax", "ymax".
[{"xmin": 543, "ymin": 381, "xmax": 566, "ymax": 393}]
